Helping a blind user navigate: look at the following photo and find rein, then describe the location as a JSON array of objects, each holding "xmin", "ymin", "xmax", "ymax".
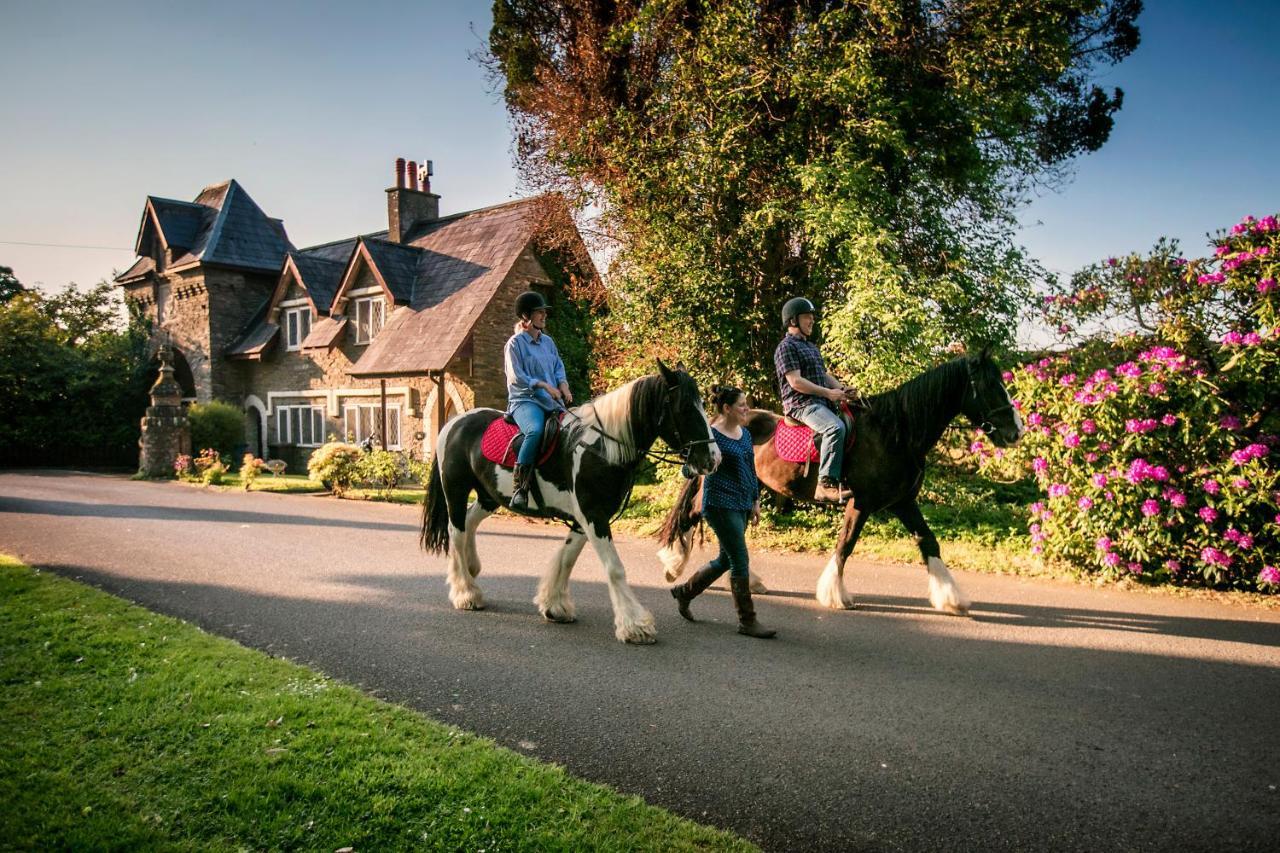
[{"xmin": 965, "ymin": 360, "xmax": 1015, "ymax": 435}]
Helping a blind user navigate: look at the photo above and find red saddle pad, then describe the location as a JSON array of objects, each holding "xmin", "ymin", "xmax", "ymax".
[
  {"xmin": 773, "ymin": 419, "xmax": 820, "ymax": 464},
  {"xmin": 480, "ymin": 414, "xmax": 562, "ymax": 468}
]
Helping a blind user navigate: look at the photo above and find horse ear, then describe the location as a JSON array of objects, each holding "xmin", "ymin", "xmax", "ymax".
[
  {"xmin": 978, "ymin": 343, "xmax": 993, "ymax": 362},
  {"xmin": 656, "ymin": 358, "xmax": 674, "ymax": 381},
  {"xmin": 674, "ymin": 360, "xmax": 688, "ymax": 374}
]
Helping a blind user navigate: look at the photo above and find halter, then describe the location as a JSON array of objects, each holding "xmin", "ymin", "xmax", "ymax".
[{"xmin": 966, "ymin": 360, "xmax": 1015, "ymax": 435}]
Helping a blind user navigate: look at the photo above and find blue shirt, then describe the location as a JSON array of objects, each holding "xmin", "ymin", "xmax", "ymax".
[
  {"xmin": 505, "ymin": 331, "xmax": 568, "ymax": 412},
  {"xmin": 702, "ymin": 427, "xmax": 759, "ymax": 512},
  {"xmin": 774, "ymin": 333, "xmax": 835, "ymax": 418}
]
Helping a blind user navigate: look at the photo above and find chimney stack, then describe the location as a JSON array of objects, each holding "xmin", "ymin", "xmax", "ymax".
[{"xmin": 386, "ymin": 155, "xmax": 439, "ymax": 243}]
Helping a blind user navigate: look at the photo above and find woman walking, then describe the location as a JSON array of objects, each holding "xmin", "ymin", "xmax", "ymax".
[{"xmin": 670, "ymin": 384, "xmax": 775, "ymax": 638}]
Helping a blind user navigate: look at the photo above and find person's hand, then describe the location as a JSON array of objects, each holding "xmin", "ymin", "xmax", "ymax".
[
  {"xmin": 560, "ymin": 383, "xmax": 574, "ymax": 405},
  {"xmin": 750, "ymin": 503, "xmax": 761, "ymax": 526},
  {"xmin": 543, "ymin": 383, "xmax": 564, "ymax": 402},
  {"xmin": 824, "ymin": 387, "xmax": 845, "ymax": 403}
]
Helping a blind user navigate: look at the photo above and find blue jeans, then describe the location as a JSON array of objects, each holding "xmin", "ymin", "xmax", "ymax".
[
  {"xmin": 509, "ymin": 401, "xmax": 548, "ymax": 466},
  {"xmin": 702, "ymin": 506, "xmax": 752, "ymax": 580},
  {"xmin": 796, "ymin": 401, "xmax": 846, "ymax": 481}
]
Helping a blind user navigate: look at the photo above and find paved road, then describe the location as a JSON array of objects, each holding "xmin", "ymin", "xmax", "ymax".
[{"xmin": 2, "ymin": 471, "xmax": 1278, "ymax": 851}]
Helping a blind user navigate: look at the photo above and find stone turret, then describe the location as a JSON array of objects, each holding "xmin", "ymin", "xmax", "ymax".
[{"xmin": 138, "ymin": 340, "xmax": 192, "ymax": 477}]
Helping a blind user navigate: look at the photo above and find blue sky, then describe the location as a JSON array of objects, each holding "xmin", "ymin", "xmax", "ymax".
[{"xmin": 1, "ymin": 1, "xmax": 1276, "ymax": 298}]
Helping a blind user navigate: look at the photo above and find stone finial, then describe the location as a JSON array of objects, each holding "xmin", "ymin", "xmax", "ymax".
[{"xmin": 149, "ymin": 338, "xmax": 184, "ymax": 407}]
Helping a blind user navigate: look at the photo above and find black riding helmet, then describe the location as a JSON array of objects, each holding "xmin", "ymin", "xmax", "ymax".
[
  {"xmin": 782, "ymin": 296, "xmax": 817, "ymax": 329},
  {"xmin": 515, "ymin": 290, "xmax": 550, "ymax": 319}
]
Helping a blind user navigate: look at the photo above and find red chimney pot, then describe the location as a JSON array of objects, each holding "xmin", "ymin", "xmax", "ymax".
[
  {"xmin": 394, "ymin": 157, "xmax": 406, "ymax": 189},
  {"xmin": 407, "ymin": 160, "xmax": 419, "ymax": 192}
]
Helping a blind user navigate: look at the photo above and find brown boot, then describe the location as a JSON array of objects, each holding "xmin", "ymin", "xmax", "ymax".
[
  {"xmin": 814, "ymin": 477, "xmax": 851, "ymax": 504},
  {"xmin": 509, "ymin": 463, "xmax": 533, "ymax": 509},
  {"xmin": 670, "ymin": 562, "xmax": 724, "ymax": 622},
  {"xmin": 730, "ymin": 575, "xmax": 776, "ymax": 639}
]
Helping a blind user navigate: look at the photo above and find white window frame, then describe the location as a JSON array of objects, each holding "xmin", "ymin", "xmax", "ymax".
[
  {"xmin": 343, "ymin": 403, "xmax": 401, "ymax": 450},
  {"xmin": 276, "ymin": 405, "xmax": 326, "ymax": 447},
  {"xmin": 283, "ymin": 306, "xmax": 312, "ymax": 351},
  {"xmin": 352, "ymin": 297, "xmax": 386, "ymax": 345}
]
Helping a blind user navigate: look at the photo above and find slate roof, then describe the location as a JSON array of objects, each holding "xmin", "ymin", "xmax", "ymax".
[
  {"xmin": 348, "ymin": 197, "xmax": 543, "ymax": 377},
  {"xmin": 117, "ymin": 180, "xmax": 293, "ymax": 283},
  {"xmin": 289, "ymin": 251, "xmax": 347, "ymax": 314},
  {"xmin": 226, "ymin": 322, "xmax": 279, "ymax": 360}
]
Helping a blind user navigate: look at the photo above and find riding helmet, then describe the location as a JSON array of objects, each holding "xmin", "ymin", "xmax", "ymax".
[
  {"xmin": 515, "ymin": 290, "xmax": 550, "ymax": 319},
  {"xmin": 782, "ymin": 296, "xmax": 817, "ymax": 329}
]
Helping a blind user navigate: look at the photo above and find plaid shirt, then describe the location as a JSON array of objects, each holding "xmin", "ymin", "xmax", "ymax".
[{"xmin": 774, "ymin": 333, "xmax": 834, "ymax": 417}]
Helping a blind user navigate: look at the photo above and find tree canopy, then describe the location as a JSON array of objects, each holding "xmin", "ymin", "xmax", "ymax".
[{"xmin": 488, "ymin": 0, "xmax": 1142, "ymax": 397}]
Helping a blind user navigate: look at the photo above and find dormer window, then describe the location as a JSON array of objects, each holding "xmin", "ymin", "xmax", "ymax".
[
  {"xmin": 353, "ymin": 296, "xmax": 385, "ymax": 345},
  {"xmin": 284, "ymin": 306, "xmax": 313, "ymax": 351}
]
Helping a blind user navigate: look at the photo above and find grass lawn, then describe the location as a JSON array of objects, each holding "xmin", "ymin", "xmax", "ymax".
[{"xmin": 0, "ymin": 555, "xmax": 754, "ymax": 851}]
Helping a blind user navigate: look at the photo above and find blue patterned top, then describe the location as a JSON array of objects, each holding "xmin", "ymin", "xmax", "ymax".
[
  {"xmin": 702, "ymin": 427, "xmax": 759, "ymax": 512},
  {"xmin": 774, "ymin": 333, "xmax": 835, "ymax": 418}
]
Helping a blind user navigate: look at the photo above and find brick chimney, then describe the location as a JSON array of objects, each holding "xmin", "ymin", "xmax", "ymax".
[{"xmin": 386, "ymin": 156, "xmax": 439, "ymax": 243}]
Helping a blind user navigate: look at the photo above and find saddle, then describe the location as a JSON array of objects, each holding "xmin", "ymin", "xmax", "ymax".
[
  {"xmin": 774, "ymin": 403, "xmax": 857, "ymax": 464},
  {"xmin": 481, "ymin": 410, "xmax": 564, "ymax": 468}
]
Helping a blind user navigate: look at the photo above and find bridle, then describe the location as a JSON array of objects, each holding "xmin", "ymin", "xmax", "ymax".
[
  {"xmin": 966, "ymin": 360, "xmax": 1015, "ymax": 436},
  {"xmin": 649, "ymin": 381, "xmax": 716, "ymax": 467}
]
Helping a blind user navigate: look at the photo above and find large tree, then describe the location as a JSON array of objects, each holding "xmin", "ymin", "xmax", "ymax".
[{"xmin": 488, "ymin": 0, "xmax": 1141, "ymax": 397}]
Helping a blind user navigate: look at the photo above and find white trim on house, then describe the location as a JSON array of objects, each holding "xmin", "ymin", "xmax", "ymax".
[
  {"xmin": 421, "ymin": 380, "xmax": 468, "ymax": 458},
  {"xmin": 265, "ymin": 387, "xmax": 416, "ymax": 418},
  {"xmin": 283, "ymin": 306, "xmax": 313, "ymax": 351},
  {"xmin": 244, "ymin": 395, "xmax": 268, "ymax": 458},
  {"xmin": 352, "ymin": 296, "xmax": 386, "ymax": 345},
  {"xmin": 278, "ymin": 296, "xmax": 311, "ymax": 308},
  {"xmin": 275, "ymin": 404, "xmax": 326, "ymax": 447},
  {"xmin": 345, "ymin": 285, "xmax": 384, "ymax": 298}
]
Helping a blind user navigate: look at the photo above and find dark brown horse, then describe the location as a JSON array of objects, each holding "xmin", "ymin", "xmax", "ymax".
[{"xmin": 658, "ymin": 349, "xmax": 1024, "ymax": 614}]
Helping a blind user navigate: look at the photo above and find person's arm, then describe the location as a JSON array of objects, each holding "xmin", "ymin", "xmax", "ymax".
[
  {"xmin": 504, "ymin": 337, "xmax": 535, "ymax": 390},
  {"xmin": 550, "ymin": 340, "xmax": 572, "ymax": 403},
  {"xmin": 786, "ymin": 369, "xmax": 843, "ymax": 402}
]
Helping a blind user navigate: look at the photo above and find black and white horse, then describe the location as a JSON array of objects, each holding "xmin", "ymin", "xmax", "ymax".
[
  {"xmin": 658, "ymin": 349, "xmax": 1024, "ymax": 614},
  {"xmin": 422, "ymin": 360, "xmax": 719, "ymax": 644}
]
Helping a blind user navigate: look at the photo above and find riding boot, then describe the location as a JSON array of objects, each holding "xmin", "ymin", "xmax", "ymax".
[
  {"xmin": 509, "ymin": 463, "xmax": 532, "ymax": 510},
  {"xmin": 670, "ymin": 562, "xmax": 724, "ymax": 622},
  {"xmin": 814, "ymin": 476, "xmax": 851, "ymax": 504},
  {"xmin": 730, "ymin": 575, "xmax": 776, "ymax": 639}
]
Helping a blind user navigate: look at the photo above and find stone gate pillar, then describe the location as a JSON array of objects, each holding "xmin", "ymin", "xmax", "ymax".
[{"xmin": 138, "ymin": 341, "xmax": 192, "ymax": 477}]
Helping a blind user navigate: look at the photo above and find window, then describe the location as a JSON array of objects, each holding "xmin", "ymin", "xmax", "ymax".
[
  {"xmin": 344, "ymin": 403, "xmax": 401, "ymax": 449},
  {"xmin": 284, "ymin": 307, "xmax": 312, "ymax": 351},
  {"xmin": 353, "ymin": 297, "xmax": 385, "ymax": 345},
  {"xmin": 276, "ymin": 405, "xmax": 325, "ymax": 446}
]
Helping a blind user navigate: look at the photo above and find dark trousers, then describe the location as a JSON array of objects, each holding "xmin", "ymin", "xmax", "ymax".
[{"xmin": 703, "ymin": 506, "xmax": 752, "ymax": 580}]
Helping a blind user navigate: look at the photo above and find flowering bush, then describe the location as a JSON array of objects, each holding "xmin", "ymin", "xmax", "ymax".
[
  {"xmin": 193, "ymin": 448, "xmax": 226, "ymax": 486},
  {"xmin": 239, "ymin": 453, "xmax": 265, "ymax": 490},
  {"xmin": 354, "ymin": 450, "xmax": 408, "ymax": 495},
  {"xmin": 307, "ymin": 442, "xmax": 362, "ymax": 495},
  {"xmin": 173, "ymin": 454, "xmax": 194, "ymax": 481},
  {"xmin": 978, "ymin": 214, "xmax": 1280, "ymax": 592}
]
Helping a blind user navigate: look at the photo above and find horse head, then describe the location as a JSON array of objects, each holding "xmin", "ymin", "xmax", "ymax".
[
  {"xmin": 656, "ymin": 359, "xmax": 720, "ymax": 477},
  {"xmin": 961, "ymin": 346, "xmax": 1025, "ymax": 448}
]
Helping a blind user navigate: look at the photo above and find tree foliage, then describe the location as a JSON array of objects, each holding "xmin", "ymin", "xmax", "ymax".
[
  {"xmin": 487, "ymin": 0, "xmax": 1141, "ymax": 397},
  {"xmin": 0, "ymin": 275, "xmax": 153, "ymax": 467}
]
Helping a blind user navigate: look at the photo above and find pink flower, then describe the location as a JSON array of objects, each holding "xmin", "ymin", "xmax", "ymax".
[
  {"xmin": 1028, "ymin": 412, "xmax": 1044, "ymax": 427},
  {"xmin": 1127, "ymin": 562, "xmax": 1143, "ymax": 575},
  {"xmin": 1116, "ymin": 362, "xmax": 1141, "ymax": 378},
  {"xmin": 1219, "ymin": 415, "xmax": 1242, "ymax": 430},
  {"xmin": 1165, "ymin": 560, "xmax": 1182, "ymax": 573},
  {"xmin": 1161, "ymin": 413, "xmax": 1178, "ymax": 427},
  {"xmin": 1223, "ymin": 331, "xmax": 1245, "ymax": 346},
  {"xmin": 1060, "ymin": 373, "xmax": 1077, "ymax": 386},
  {"xmin": 1259, "ymin": 566, "xmax": 1280, "ymax": 585},
  {"xmin": 1031, "ymin": 544, "xmax": 1044, "ymax": 555},
  {"xmin": 1200, "ymin": 547, "xmax": 1232, "ymax": 568},
  {"xmin": 1048, "ymin": 483, "xmax": 1070, "ymax": 498},
  {"xmin": 1232, "ymin": 477, "xmax": 1250, "ymax": 490},
  {"xmin": 1239, "ymin": 534, "xmax": 1254, "ymax": 550},
  {"xmin": 1092, "ymin": 472, "xmax": 1108, "ymax": 488},
  {"xmin": 1085, "ymin": 452, "xmax": 1099, "ymax": 463},
  {"xmin": 1081, "ymin": 419, "xmax": 1097, "ymax": 434},
  {"xmin": 1095, "ymin": 536, "xmax": 1112, "ymax": 552},
  {"xmin": 1244, "ymin": 332, "xmax": 1263, "ymax": 346},
  {"xmin": 1224, "ymin": 528, "xmax": 1242, "ymax": 544},
  {"xmin": 1001, "ymin": 371, "xmax": 1013, "ymax": 382},
  {"xmin": 1102, "ymin": 551, "xmax": 1122, "ymax": 567},
  {"xmin": 1063, "ymin": 433, "xmax": 1080, "ymax": 448},
  {"xmin": 1259, "ymin": 278, "xmax": 1277, "ymax": 294},
  {"xmin": 1033, "ymin": 456, "xmax": 1049, "ymax": 475},
  {"xmin": 1169, "ymin": 491, "xmax": 1187, "ymax": 508},
  {"xmin": 1147, "ymin": 382, "xmax": 1166, "ymax": 395},
  {"xmin": 1141, "ymin": 499, "xmax": 1161, "ymax": 517},
  {"xmin": 1078, "ymin": 496, "xmax": 1094, "ymax": 510},
  {"xmin": 1203, "ymin": 479, "xmax": 1221, "ymax": 494},
  {"xmin": 1198, "ymin": 506, "xmax": 1219, "ymax": 523}
]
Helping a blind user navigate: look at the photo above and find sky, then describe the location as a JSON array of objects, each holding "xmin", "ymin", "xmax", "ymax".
[{"xmin": 1, "ymin": 1, "xmax": 1277, "ymax": 300}]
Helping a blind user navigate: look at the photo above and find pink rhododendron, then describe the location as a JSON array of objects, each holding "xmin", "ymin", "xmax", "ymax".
[
  {"xmin": 1161, "ymin": 413, "xmax": 1178, "ymax": 427},
  {"xmin": 1219, "ymin": 415, "xmax": 1242, "ymax": 430},
  {"xmin": 1127, "ymin": 562, "xmax": 1143, "ymax": 575},
  {"xmin": 1203, "ymin": 479, "xmax": 1221, "ymax": 494},
  {"xmin": 1092, "ymin": 472, "xmax": 1108, "ymax": 488},
  {"xmin": 1048, "ymin": 483, "xmax": 1070, "ymax": 498},
  {"xmin": 1198, "ymin": 507, "xmax": 1219, "ymax": 523},
  {"xmin": 1078, "ymin": 496, "xmax": 1093, "ymax": 510},
  {"xmin": 1141, "ymin": 499, "xmax": 1161, "ymax": 517},
  {"xmin": 1200, "ymin": 547, "xmax": 1232, "ymax": 568},
  {"xmin": 1260, "ymin": 566, "xmax": 1280, "ymax": 585},
  {"xmin": 1102, "ymin": 551, "xmax": 1122, "ymax": 567},
  {"xmin": 1095, "ymin": 536, "xmax": 1112, "ymax": 552}
]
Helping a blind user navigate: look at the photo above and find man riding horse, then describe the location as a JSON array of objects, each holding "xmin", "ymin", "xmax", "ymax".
[{"xmin": 775, "ymin": 296, "xmax": 859, "ymax": 503}]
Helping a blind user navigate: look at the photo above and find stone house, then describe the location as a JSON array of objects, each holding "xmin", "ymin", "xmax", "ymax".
[{"xmin": 115, "ymin": 159, "xmax": 595, "ymax": 469}]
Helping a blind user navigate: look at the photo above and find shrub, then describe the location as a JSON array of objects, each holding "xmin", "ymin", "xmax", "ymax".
[
  {"xmin": 173, "ymin": 454, "xmax": 194, "ymax": 481},
  {"xmin": 977, "ymin": 214, "xmax": 1280, "ymax": 592},
  {"xmin": 307, "ymin": 442, "xmax": 362, "ymax": 494},
  {"xmin": 239, "ymin": 454, "xmax": 265, "ymax": 489},
  {"xmin": 355, "ymin": 450, "xmax": 407, "ymax": 494},
  {"xmin": 192, "ymin": 448, "xmax": 226, "ymax": 486},
  {"xmin": 188, "ymin": 401, "xmax": 244, "ymax": 460}
]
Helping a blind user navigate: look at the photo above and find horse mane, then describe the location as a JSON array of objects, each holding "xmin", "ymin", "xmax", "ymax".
[
  {"xmin": 566, "ymin": 375, "xmax": 665, "ymax": 466},
  {"xmin": 864, "ymin": 358, "xmax": 970, "ymax": 456}
]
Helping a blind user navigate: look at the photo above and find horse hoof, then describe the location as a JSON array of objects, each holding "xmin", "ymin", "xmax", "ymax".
[
  {"xmin": 450, "ymin": 591, "xmax": 485, "ymax": 611},
  {"xmin": 939, "ymin": 602, "xmax": 970, "ymax": 617},
  {"xmin": 623, "ymin": 632, "xmax": 657, "ymax": 645},
  {"xmin": 617, "ymin": 616, "xmax": 658, "ymax": 644},
  {"xmin": 541, "ymin": 609, "xmax": 576, "ymax": 624}
]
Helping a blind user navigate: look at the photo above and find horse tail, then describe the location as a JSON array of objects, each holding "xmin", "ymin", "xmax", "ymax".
[
  {"xmin": 656, "ymin": 474, "xmax": 703, "ymax": 583},
  {"xmin": 421, "ymin": 458, "xmax": 450, "ymax": 554}
]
